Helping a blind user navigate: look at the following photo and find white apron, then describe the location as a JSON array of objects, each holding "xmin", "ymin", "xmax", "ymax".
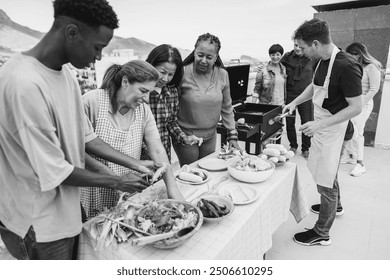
[
  {"xmin": 81, "ymin": 89, "xmax": 144, "ymax": 219},
  {"xmin": 94, "ymin": 89, "xmax": 144, "ymax": 175},
  {"xmin": 307, "ymin": 47, "xmax": 348, "ymax": 188}
]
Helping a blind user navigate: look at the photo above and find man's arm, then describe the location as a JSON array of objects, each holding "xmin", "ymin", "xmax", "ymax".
[
  {"xmin": 85, "ymin": 153, "xmax": 116, "ymax": 176},
  {"xmin": 85, "ymin": 137, "xmax": 154, "ymax": 176},
  {"xmin": 63, "ymin": 166, "xmax": 149, "ymax": 193},
  {"xmin": 299, "ymin": 95, "xmax": 362, "ymax": 137},
  {"xmin": 283, "ymin": 83, "xmax": 314, "ymax": 114}
]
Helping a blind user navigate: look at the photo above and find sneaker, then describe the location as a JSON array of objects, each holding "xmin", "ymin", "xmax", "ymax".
[
  {"xmin": 289, "ymin": 147, "xmax": 297, "ymax": 154},
  {"xmin": 350, "ymin": 163, "xmax": 366, "ymax": 177},
  {"xmin": 293, "ymin": 229, "xmax": 331, "ymax": 246},
  {"xmin": 311, "ymin": 204, "xmax": 344, "ymax": 216},
  {"xmin": 340, "ymin": 153, "xmax": 356, "ymax": 164},
  {"xmin": 302, "ymin": 150, "xmax": 309, "ymax": 160}
]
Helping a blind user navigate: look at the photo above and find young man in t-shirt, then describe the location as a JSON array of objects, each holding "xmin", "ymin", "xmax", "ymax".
[
  {"xmin": 283, "ymin": 18, "xmax": 362, "ymax": 246},
  {"xmin": 0, "ymin": 0, "xmax": 155, "ymax": 260}
]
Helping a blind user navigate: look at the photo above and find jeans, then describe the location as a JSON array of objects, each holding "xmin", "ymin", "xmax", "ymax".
[
  {"xmin": 286, "ymin": 97, "xmax": 313, "ymax": 152},
  {"xmin": 0, "ymin": 220, "xmax": 76, "ymax": 260},
  {"xmin": 313, "ymin": 176, "xmax": 342, "ymax": 237},
  {"xmin": 173, "ymin": 133, "xmax": 216, "ymax": 167}
]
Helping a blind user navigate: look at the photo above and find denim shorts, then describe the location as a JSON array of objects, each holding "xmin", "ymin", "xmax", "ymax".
[{"xmin": 0, "ymin": 220, "xmax": 77, "ymax": 260}]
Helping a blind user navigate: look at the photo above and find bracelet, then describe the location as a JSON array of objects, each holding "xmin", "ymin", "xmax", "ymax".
[{"xmin": 227, "ymin": 129, "xmax": 238, "ymax": 141}]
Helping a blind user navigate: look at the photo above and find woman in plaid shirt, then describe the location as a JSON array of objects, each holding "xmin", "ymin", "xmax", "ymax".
[{"xmin": 143, "ymin": 45, "xmax": 202, "ymax": 162}]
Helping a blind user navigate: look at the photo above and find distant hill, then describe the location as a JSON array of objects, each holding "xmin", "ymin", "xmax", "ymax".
[{"xmin": 0, "ymin": 9, "xmax": 191, "ymax": 59}]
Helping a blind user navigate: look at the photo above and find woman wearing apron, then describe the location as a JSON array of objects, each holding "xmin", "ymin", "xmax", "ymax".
[
  {"xmin": 81, "ymin": 60, "xmax": 184, "ymax": 220},
  {"xmin": 284, "ymin": 19, "xmax": 363, "ymax": 246}
]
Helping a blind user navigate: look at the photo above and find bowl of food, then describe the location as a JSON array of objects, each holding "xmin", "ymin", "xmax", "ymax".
[
  {"xmin": 192, "ymin": 194, "xmax": 234, "ymax": 223},
  {"xmin": 226, "ymin": 156, "xmax": 275, "ymax": 183},
  {"xmin": 132, "ymin": 199, "xmax": 203, "ymax": 249}
]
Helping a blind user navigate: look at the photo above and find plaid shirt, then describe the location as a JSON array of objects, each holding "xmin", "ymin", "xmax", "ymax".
[{"xmin": 146, "ymin": 85, "xmax": 186, "ymax": 161}]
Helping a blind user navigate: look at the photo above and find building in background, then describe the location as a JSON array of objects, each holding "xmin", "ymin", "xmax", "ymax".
[
  {"xmin": 94, "ymin": 49, "xmax": 138, "ymax": 88},
  {"xmin": 312, "ymin": 0, "xmax": 390, "ymax": 149}
]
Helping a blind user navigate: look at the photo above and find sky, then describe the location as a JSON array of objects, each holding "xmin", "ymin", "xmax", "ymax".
[{"xmin": 1, "ymin": 0, "xmax": 351, "ymax": 61}]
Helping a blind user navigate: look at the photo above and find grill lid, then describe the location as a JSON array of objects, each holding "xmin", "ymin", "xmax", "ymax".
[{"xmin": 225, "ymin": 64, "xmax": 250, "ymax": 105}]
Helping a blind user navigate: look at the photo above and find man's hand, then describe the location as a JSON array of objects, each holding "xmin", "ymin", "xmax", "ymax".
[
  {"xmin": 116, "ymin": 173, "xmax": 150, "ymax": 193},
  {"xmin": 282, "ymin": 102, "xmax": 296, "ymax": 115},
  {"xmin": 138, "ymin": 160, "xmax": 155, "ymax": 176},
  {"xmin": 299, "ymin": 120, "xmax": 324, "ymax": 137}
]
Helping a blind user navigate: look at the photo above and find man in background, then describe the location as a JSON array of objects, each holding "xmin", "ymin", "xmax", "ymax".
[{"xmin": 281, "ymin": 39, "xmax": 314, "ymax": 159}]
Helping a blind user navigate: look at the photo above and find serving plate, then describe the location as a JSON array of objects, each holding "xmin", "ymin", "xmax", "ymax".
[
  {"xmin": 218, "ymin": 182, "xmax": 259, "ymax": 205},
  {"xmin": 198, "ymin": 158, "xmax": 227, "ymax": 171},
  {"xmin": 175, "ymin": 168, "xmax": 210, "ymax": 185}
]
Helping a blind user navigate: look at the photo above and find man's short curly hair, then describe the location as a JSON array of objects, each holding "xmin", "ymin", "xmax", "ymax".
[
  {"xmin": 53, "ymin": 0, "xmax": 119, "ymax": 29},
  {"xmin": 293, "ymin": 18, "xmax": 331, "ymax": 45}
]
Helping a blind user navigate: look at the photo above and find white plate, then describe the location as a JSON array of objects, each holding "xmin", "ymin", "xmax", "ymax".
[
  {"xmin": 217, "ymin": 182, "xmax": 259, "ymax": 205},
  {"xmin": 175, "ymin": 169, "xmax": 210, "ymax": 185},
  {"xmin": 198, "ymin": 158, "xmax": 227, "ymax": 171}
]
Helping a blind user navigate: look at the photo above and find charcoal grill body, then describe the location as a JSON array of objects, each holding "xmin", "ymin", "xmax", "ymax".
[{"xmin": 217, "ymin": 63, "xmax": 283, "ymax": 154}]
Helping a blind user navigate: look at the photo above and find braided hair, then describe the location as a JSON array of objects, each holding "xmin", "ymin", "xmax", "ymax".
[{"xmin": 183, "ymin": 33, "xmax": 224, "ymax": 68}]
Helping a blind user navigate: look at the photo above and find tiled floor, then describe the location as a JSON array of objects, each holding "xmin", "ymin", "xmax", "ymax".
[
  {"xmin": 1, "ymin": 133, "xmax": 389, "ymax": 260},
  {"xmin": 266, "ymin": 135, "xmax": 390, "ymax": 260}
]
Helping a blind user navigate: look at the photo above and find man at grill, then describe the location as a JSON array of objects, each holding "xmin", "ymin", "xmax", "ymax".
[{"xmin": 283, "ymin": 18, "xmax": 362, "ymax": 246}]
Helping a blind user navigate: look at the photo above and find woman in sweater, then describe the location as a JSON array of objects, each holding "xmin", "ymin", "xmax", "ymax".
[
  {"xmin": 343, "ymin": 42, "xmax": 382, "ymax": 177},
  {"xmin": 173, "ymin": 33, "xmax": 239, "ymax": 166}
]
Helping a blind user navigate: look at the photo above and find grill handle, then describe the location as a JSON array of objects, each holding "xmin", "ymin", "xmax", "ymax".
[{"xmin": 268, "ymin": 112, "xmax": 290, "ymax": 125}]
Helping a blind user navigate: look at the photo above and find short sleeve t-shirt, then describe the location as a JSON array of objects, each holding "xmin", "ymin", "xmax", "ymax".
[
  {"xmin": 313, "ymin": 51, "xmax": 363, "ymax": 114},
  {"xmin": 0, "ymin": 54, "xmax": 95, "ymax": 242}
]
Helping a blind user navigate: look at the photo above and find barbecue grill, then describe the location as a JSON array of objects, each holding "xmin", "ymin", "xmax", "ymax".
[{"xmin": 217, "ymin": 63, "xmax": 283, "ymax": 154}]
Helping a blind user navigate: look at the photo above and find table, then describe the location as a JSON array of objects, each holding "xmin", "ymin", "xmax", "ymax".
[{"xmin": 78, "ymin": 154, "xmax": 309, "ymax": 260}]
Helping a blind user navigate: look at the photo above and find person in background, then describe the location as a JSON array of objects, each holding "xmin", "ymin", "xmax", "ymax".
[
  {"xmin": 283, "ymin": 18, "xmax": 362, "ymax": 246},
  {"xmin": 342, "ymin": 42, "xmax": 382, "ymax": 177},
  {"xmin": 81, "ymin": 60, "xmax": 184, "ymax": 219},
  {"xmin": 281, "ymin": 39, "xmax": 314, "ymax": 159},
  {"xmin": 143, "ymin": 44, "xmax": 201, "ymax": 162},
  {"xmin": 0, "ymin": 0, "xmax": 153, "ymax": 260},
  {"xmin": 173, "ymin": 33, "xmax": 240, "ymax": 166},
  {"xmin": 253, "ymin": 44, "xmax": 287, "ymax": 106}
]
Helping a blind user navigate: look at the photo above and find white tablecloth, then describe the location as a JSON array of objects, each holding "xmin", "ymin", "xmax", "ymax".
[{"xmin": 78, "ymin": 157, "xmax": 309, "ymax": 260}]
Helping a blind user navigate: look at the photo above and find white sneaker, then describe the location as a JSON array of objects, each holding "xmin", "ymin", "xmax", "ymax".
[
  {"xmin": 340, "ymin": 153, "xmax": 356, "ymax": 164},
  {"xmin": 350, "ymin": 163, "xmax": 366, "ymax": 177}
]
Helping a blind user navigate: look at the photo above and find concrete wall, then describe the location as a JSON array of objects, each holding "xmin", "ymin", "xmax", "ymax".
[{"xmin": 314, "ymin": 4, "xmax": 390, "ymax": 148}]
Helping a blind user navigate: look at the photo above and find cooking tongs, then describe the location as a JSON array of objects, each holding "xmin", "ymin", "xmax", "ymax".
[{"xmin": 268, "ymin": 112, "xmax": 290, "ymax": 125}]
